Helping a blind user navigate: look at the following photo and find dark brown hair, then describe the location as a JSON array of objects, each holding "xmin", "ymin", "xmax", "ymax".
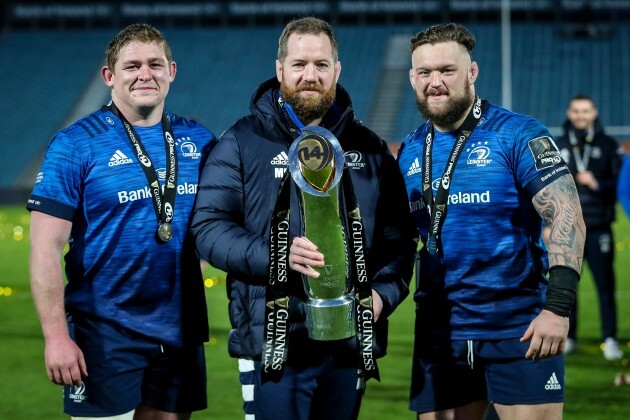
[{"xmin": 409, "ymin": 23, "xmax": 475, "ymax": 59}]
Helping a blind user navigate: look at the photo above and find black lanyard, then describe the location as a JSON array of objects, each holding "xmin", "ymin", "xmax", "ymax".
[
  {"xmin": 340, "ymin": 166, "xmax": 380, "ymax": 383},
  {"xmin": 110, "ymin": 103, "xmax": 178, "ymax": 242},
  {"xmin": 422, "ymin": 97, "xmax": 487, "ymax": 255},
  {"xmin": 262, "ymin": 100, "xmax": 299, "ymax": 383}
]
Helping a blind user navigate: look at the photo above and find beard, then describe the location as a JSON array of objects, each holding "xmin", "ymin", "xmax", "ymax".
[
  {"xmin": 416, "ymin": 83, "xmax": 474, "ymax": 129},
  {"xmin": 280, "ymin": 80, "xmax": 336, "ymax": 124}
]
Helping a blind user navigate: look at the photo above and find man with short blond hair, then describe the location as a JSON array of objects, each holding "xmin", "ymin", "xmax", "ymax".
[{"xmin": 28, "ymin": 23, "xmax": 215, "ymax": 419}]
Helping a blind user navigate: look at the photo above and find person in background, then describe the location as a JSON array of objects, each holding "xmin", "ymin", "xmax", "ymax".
[
  {"xmin": 553, "ymin": 94, "xmax": 624, "ymax": 360},
  {"xmin": 398, "ymin": 23, "xmax": 585, "ymax": 419},
  {"xmin": 192, "ymin": 17, "xmax": 417, "ymax": 420},
  {"xmin": 27, "ymin": 23, "xmax": 215, "ymax": 419}
]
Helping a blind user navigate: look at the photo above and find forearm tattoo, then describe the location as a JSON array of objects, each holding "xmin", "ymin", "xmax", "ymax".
[{"xmin": 533, "ymin": 174, "xmax": 585, "ymax": 272}]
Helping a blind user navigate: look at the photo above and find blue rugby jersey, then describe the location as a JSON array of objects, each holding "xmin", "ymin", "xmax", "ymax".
[
  {"xmin": 27, "ymin": 106, "xmax": 215, "ymax": 346},
  {"xmin": 398, "ymin": 103, "xmax": 570, "ymax": 340}
]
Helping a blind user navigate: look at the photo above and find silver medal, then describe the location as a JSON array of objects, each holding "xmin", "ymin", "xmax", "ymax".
[{"xmin": 157, "ymin": 222, "xmax": 173, "ymax": 242}]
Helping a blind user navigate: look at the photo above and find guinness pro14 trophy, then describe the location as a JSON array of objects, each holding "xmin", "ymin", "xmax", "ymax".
[{"xmin": 288, "ymin": 126, "xmax": 355, "ymax": 341}]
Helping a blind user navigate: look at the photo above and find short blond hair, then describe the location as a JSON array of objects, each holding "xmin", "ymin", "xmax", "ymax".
[{"xmin": 105, "ymin": 23, "xmax": 172, "ymax": 70}]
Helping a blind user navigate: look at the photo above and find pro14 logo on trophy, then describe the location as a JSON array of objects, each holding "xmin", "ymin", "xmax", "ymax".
[
  {"xmin": 289, "ymin": 127, "xmax": 344, "ymax": 198},
  {"xmin": 298, "ymin": 134, "xmax": 334, "ymax": 170}
]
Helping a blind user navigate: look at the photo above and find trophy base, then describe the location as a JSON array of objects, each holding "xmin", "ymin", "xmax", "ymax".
[{"xmin": 305, "ymin": 295, "xmax": 355, "ymax": 341}]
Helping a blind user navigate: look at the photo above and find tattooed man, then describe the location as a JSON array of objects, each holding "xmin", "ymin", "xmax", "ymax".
[{"xmin": 397, "ymin": 23, "xmax": 585, "ymax": 420}]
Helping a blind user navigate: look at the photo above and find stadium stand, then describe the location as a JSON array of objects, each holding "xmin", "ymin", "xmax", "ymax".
[
  {"xmin": 0, "ymin": 30, "xmax": 112, "ymax": 190},
  {"xmin": 164, "ymin": 25, "xmax": 391, "ymax": 136},
  {"xmin": 510, "ymin": 23, "xmax": 629, "ymax": 134},
  {"xmin": 392, "ymin": 22, "xmax": 630, "ymax": 142},
  {"xmin": 1, "ymin": 20, "xmax": 628, "ymax": 197},
  {"xmin": 163, "ymin": 26, "xmax": 279, "ymax": 138}
]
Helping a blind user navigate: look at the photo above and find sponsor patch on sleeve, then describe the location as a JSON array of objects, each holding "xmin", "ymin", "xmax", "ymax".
[{"xmin": 528, "ymin": 136, "xmax": 562, "ymax": 171}]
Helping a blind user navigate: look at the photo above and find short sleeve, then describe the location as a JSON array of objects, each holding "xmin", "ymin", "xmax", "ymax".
[
  {"xmin": 26, "ymin": 131, "xmax": 83, "ymax": 220},
  {"xmin": 513, "ymin": 119, "xmax": 571, "ymax": 197}
]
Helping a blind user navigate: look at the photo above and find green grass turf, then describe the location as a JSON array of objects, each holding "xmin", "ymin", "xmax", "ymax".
[{"xmin": 1, "ymin": 205, "xmax": 628, "ymax": 419}]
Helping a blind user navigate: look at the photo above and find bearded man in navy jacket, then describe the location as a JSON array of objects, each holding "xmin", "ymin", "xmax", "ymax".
[{"xmin": 192, "ymin": 17, "xmax": 417, "ymax": 420}]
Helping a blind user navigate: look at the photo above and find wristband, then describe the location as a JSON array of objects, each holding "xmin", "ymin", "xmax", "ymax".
[{"xmin": 543, "ymin": 266, "xmax": 580, "ymax": 317}]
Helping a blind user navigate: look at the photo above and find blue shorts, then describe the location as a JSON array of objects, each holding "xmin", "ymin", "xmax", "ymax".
[
  {"xmin": 239, "ymin": 354, "xmax": 364, "ymax": 419},
  {"xmin": 409, "ymin": 336, "xmax": 565, "ymax": 413},
  {"xmin": 64, "ymin": 316, "xmax": 207, "ymax": 417}
]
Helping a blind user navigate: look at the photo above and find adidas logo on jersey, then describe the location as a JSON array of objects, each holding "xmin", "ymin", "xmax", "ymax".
[
  {"xmin": 271, "ymin": 151, "xmax": 289, "ymax": 166},
  {"xmin": 109, "ymin": 150, "xmax": 133, "ymax": 167},
  {"xmin": 271, "ymin": 151, "xmax": 288, "ymax": 178},
  {"xmin": 545, "ymin": 372, "xmax": 562, "ymax": 390},
  {"xmin": 407, "ymin": 158, "xmax": 421, "ymax": 176}
]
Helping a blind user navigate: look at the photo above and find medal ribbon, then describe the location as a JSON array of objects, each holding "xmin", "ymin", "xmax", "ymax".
[
  {"xmin": 261, "ymin": 94, "xmax": 299, "ymax": 383},
  {"xmin": 262, "ymin": 170, "xmax": 292, "ymax": 383},
  {"xmin": 109, "ymin": 103, "xmax": 178, "ymax": 237},
  {"xmin": 341, "ymin": 167, "xmax": 380, "ymax": 382},
  {"xmin": 422, "ymin": 97, "xmax": 487, "ymax": 255}
]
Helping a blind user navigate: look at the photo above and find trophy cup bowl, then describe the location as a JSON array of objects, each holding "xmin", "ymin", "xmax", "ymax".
[{"xmin": 288, "ymin": 126, "xmax": 355, "ymax": 341}]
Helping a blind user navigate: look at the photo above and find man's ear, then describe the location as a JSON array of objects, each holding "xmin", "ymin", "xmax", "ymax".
[
  {"xmin": 102, "ymin": 67, "xmax": 114, "ymax": 87},
  {"xmin": 276, "ymin": 60, "xmax": 283, "ymax": 83},
  {"xmin": 334, "ymin": 60, "xmax": 342, "ymax": 83},
  {"xmin": 469, "ymin": 61, "xmax": 479, "ymax": 84},
  {"xmin": 169, "ymin": 61, "xmax": 177, "ymax": 82}
]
